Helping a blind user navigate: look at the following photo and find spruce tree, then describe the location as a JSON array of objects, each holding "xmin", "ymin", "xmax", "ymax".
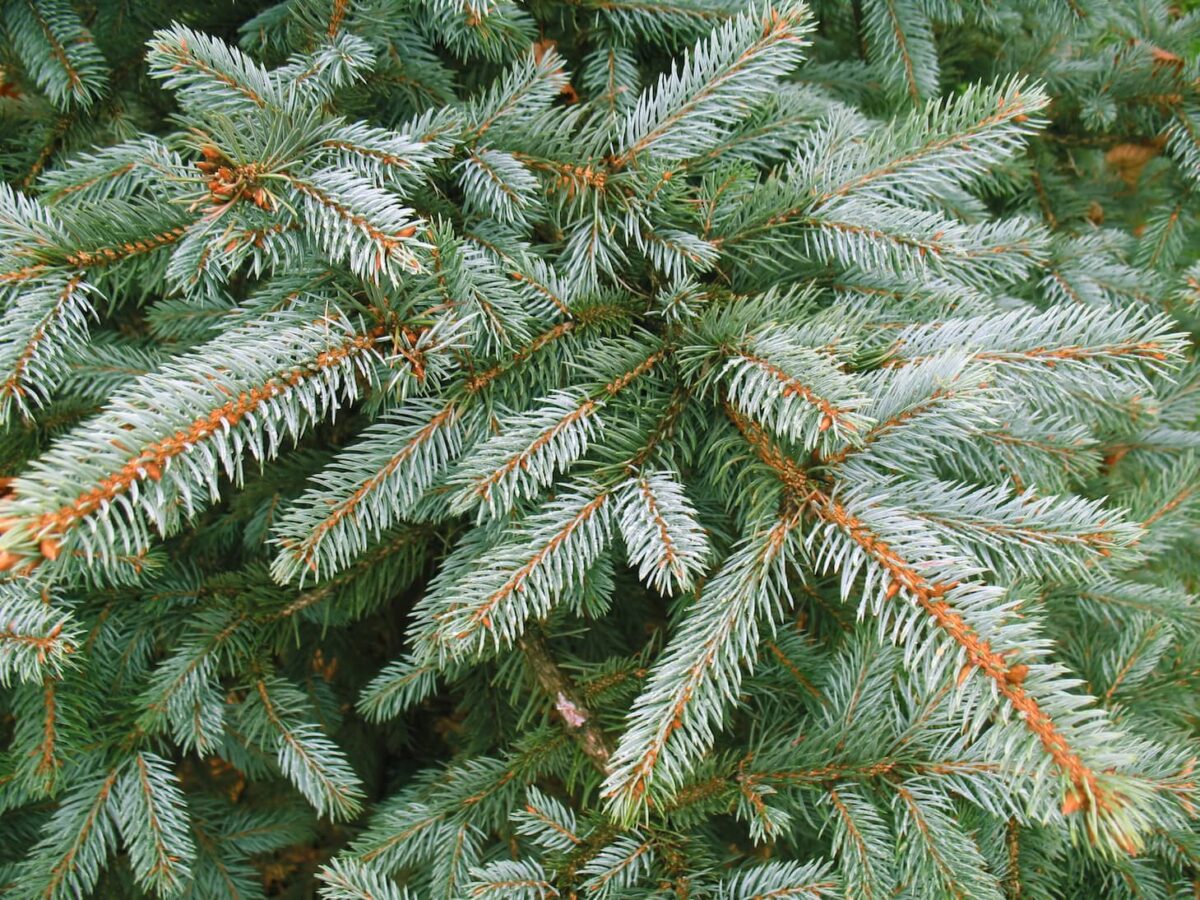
[{"xmin": 0, "ymin": 0, "xmax": 1198, "ymax": 897}]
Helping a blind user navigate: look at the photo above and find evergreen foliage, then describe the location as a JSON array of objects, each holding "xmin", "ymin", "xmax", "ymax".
[{"xmin": 0, "ymin": 0, "xmax": 1198, "ymax": 896}]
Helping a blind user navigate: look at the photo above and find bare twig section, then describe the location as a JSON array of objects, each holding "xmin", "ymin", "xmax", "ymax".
[{"xmin": 520, "ymin": 631, "xmax": 614, "ymax": 774}]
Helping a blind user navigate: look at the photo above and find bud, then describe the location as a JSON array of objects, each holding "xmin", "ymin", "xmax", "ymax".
[
  {"xmin": 1005, "ymin": 664, "xmax": 1029, "ymax": 687},
  {"xmin": 1060, "ymin": 788, "xmax": 1086, "ymax": 816}
]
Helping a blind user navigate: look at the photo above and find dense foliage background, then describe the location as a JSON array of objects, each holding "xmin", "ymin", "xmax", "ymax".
[{"xmin": 1, "ymin": 0, "xmax": 1199, "ymax": 897}]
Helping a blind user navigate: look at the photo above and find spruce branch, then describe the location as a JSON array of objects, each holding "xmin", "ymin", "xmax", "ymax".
[
  {"xmin": 603, "ymin": 502, "xmax": 803, "ymax": 821},
  {"xmin": 0, "ymin": 581, "xmax": 78, "ymax": 685},
  {"xmin": 616, "ymin": 470, "xmax": 709, "ymax": 595},
  {"xmin": 146, "ymin": 24, "xmax": 280, "ymax": 113},
  {"xmin": 825, "ymin": 784, "xmax": 894, "ymax": 898},
  {"xmin": 465, "ymin": 858, "xmax": 558, "ymax": 899},
  {"xmin": 0, "ymin": 0, "xmax": 1197, "ymax": 892},
  {"xmin": 19, "ymin": 765, "xmax": 122, "ymax": 899},
  {"xmin": 115, "ymin": 752, "xmax": 195, "ymax": 897},
  {"xmin": 732, "ymin": 407, "xmax": 1149, "ymax": 855},
  {"xmin": 860, "ymin": 0, "xmax": 936, "ymax": 105},
  {"xmin": 0, "ymin": 314, "xmax": 385, "ymax": 575},
  {"xmin": 448, "ymin": 390, "xmax": 604, "ymax": 519},
  {"xmin": 356, "ymin": 654, "xmax": 443, "ymax": 724},
  {"xmin": 716, "ymin": 858, "xmax": 840, "ymax": 899},
  {"xmin": 512, "ymin": 785, "xmax": 583, "ymax": 852},
  {"xmin": 577, "ymin": 831, "xmax": 655, "ymax": 895},
  {"xmin": 271, "ymin": 399, "xmax": 464, "ymax": 583},
  {"xmin": 38, "ymin": 137, "xmax": 180, "ymax": 204},
  {"xmin": 578, "ymin": 0, "xmax": 738, "ymax": 45},
  {"xmin": 318, "ymin": 858, "xmax": 413, "ymax": 900},
  {"xmin": 5, "ymin": 0, "xmax": 108, "ymax": 110},
  {"xmin": 612, "ymin": 0, "xmax": 813, "ymax": 167},
  {"xmin": 137, "ymin": 606, "xmax": 251, "ymax": 754},
  {"xmin": 446, "ymin": 344, "xmax": 665, "ymax": 520},
  {"xmin": 284, "ymin": 170, "xmax": 425, "ymax": 282},
  {"xmin": 0, "ymin": 272, "xmax": 93, "ymax": 422},
  {"xmin": 250, "ymin": 677, "xmax": 366, "ymax": 821},
  {"xmin": 415, "ymin": 482, "xmax": 615, "ymax": 661},
  {"xmin": 802, "ymin": 78, "xmax": 1049, "ymax": 207}
]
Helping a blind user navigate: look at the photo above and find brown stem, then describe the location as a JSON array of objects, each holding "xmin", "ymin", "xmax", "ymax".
[{"xmin": 519, "ymin": 632, "xmax": 613, "ymax": 774}]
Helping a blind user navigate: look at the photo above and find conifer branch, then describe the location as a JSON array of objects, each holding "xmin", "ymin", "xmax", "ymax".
[
  {"xmin": 36, "ymin": 676, "xmax": 62, "ymax": 791},
  {"xmin": 318, "ymin": 858, "xmax": 413, "ymax": 899},
  {"xmin": 252, "ymin": 678, "xmax": 365, "ymax": 820},
  {"xmin": 146, "ymin": 24, "xmax": 278, "ymax": 111},
  {"xmin": 0, "ymin": 582, "xmax": 78, "ymax": 684},
  {"xmin": 730, "ymin": 407, "xmax": 1144, "ymax": 853},
  {"xmin": 860, "ymin": 0, "xmax": 934, "ymax": 104},
  {"xmin": 7, "ymin": 0, "xmax": 108, "ymax": 109},
  {"xmin": 60, "ymin": 225, "xmax": 190, "ymax": 270},
  {"xmin": 419, "ymin": 484, "xmax": 614, "ymax": 659},
  {"xmin": 272, "ymin": 400, "xmax": 461, "ymax": 583},
  {"xmin": 0, "ymin": 0, "xmax": 1196, "ymax": 892},
  {"xmin": 0, "ymin": 315, "xmax": 384, "ymax": 573},
  {"xmin": 616, "ymin": 471, "xmax": 709, "ymax": 595},
  {"xmin": 0, "ymin": 273, "xmax": 90, "ymax": 421},
  {"xmin": 116, "ymin": 752, "xmax": 195, "ymax": 896},
  {"xmin": 30, "ymin": 766, "xmax": 122, "ymax": 899},
  {"xmin": 604, "ymin": 502, "xmax": 803, "ymax": 821},
  {"xmin": 612, "ymin": 1, "xmax": 812, "ymax": 166}
]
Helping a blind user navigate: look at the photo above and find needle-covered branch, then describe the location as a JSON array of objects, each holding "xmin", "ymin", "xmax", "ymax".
[{"xmin": 1, "ymin": 0, "xmax": 1198, "ymax": 895}]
